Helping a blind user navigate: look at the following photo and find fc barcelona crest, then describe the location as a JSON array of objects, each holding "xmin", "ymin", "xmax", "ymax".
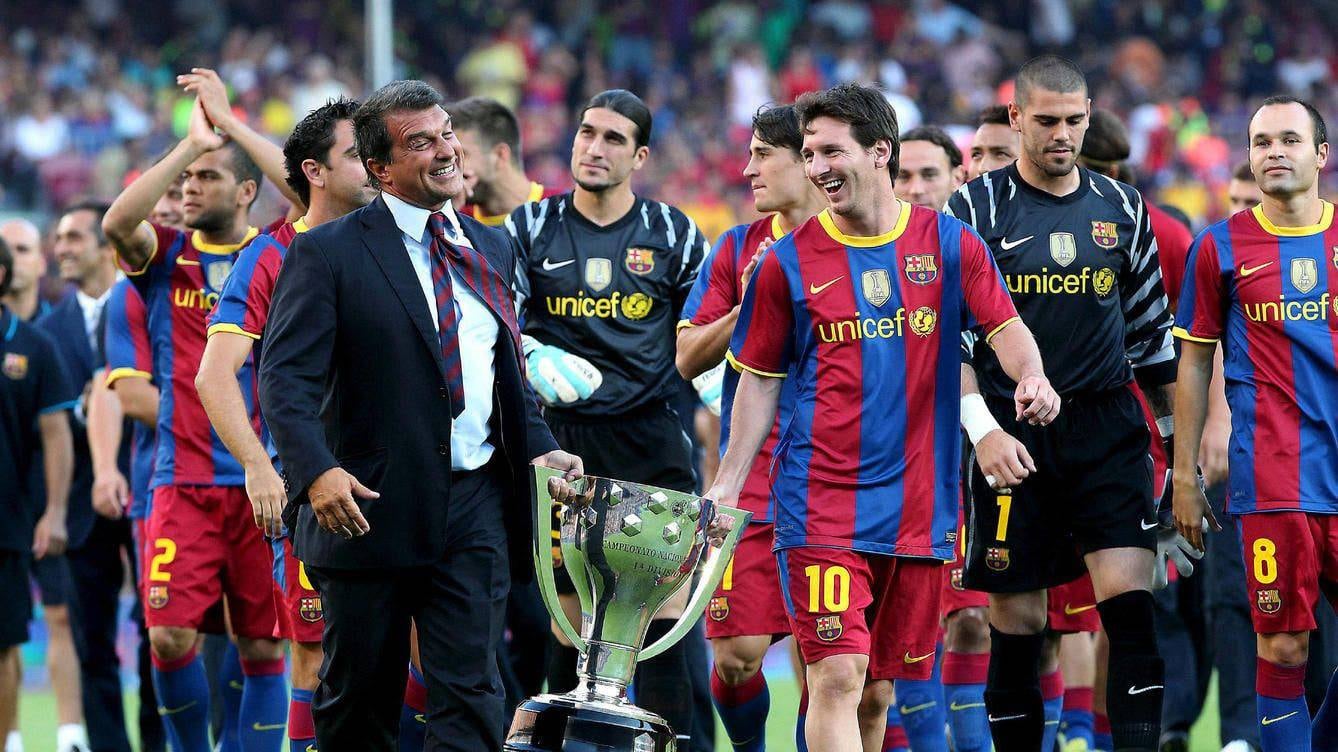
[
  {"xmin": 1091, "ymin": 221, "xmax": 1119, "ymax": 249},
  {"xmin": 861, "ymin": 269, "xmax": 892, "ymax": 306},
  {"xmin": 904, "ymin": 254, "xmax": 938, "ymax": 285},
  {"xmin": 1256, "ymin": 588, "xmax": 1282, "ymax": 615},
  {"xmin": 816, "ymin": 614, "xmax": 843, "ymax": 642},
  {"xmin": 299, "ymin": 596, "xmax": 323, "ymax": 623},
  {"xmin": 1291, "ymin": 258, "xmax": 1318, "ymax": 294},
  {"xmin": 586, "ymin": 258, "xmax": 613, "ymax": 292},
  {"xmin": 204, "ymin": 258, "xmax": 234, "ymax": 294},
  {"xmin": 986, "ymin": 547, "xmax": 1010, "ymax": 572},
  {"xmin": 2, "ymin": 353, "xmax": 28, "ymax": 380},
  {"xmin": 1049, "ymin": 232, "xmax": 1077, "ymax": 267},
  {"xmin": 625, "ymin": 247, "xmax": 655, "ymax": 275},
  {"xmin": 709, "ymin": 596, "xmax": 729, "ymax": 622},
  {"xmin": 148, "ymin": 586, "xmax": 169, "ymax": 609},
  {"xmin": 950, "ymin": 567, "xmax": 965, "ymax": 591}
]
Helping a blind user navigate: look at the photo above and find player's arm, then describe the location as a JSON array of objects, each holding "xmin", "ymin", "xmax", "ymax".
[
  {"xmin": 180, "ymin": 68, "xmax": 307, "ymax": 216},
  {"xmin": 1122, "ymin": 196, "xmax": 1179, "ymax": 401},
  {"xmin": 675, "ymin": 231, "xmax": 768, "ymax": 380},
  {"xmin": 197, "ymin": 331, "xmax": 285, "ymax": 537},
  {"xmin": 1199, "ymin": 345, "xmax": 1230, "ymax": 487},
  {"xmin": 104, "ymin": 98, "xmax": 223, "ymax": 270},
  {"xmin": 704, "ymin": 370, "xmax": 782, "ymax": 506},
  {"xmin": 111, "ymin": 377, "xmax": 158, "ymax": 426},
  {"xmin": 87, "ymin": 370, "xmax": 129, "ymax": 519},
  {"xmin": 1172, "ymin": 339, "xmax": 1219, "ymax": 551},
  {"xmin": 35, "ymin": 409, "xmax": 73, "ymax": 559}
]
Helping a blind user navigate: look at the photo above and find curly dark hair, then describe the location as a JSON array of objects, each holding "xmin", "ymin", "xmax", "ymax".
[{"xmin": 284, "ymin": 97, "xmax": 362, "ymax": 205}]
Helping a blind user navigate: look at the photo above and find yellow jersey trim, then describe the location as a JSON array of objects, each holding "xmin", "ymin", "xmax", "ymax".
[
  {"xmin": 725, "ymin": 350, "xmax": 785, "ymax": 379},
  {"xmin": 1172, "ymin": 326, "xmax": 1218, "ymax": 344},
  {"xmin": 983, "ymin": 316, "xmax": 1021, "ymax": 344},
  {"xmin": 676, "ymin": 319, "xmax": 697, "ymax": 331},
  {"xmin": 192, "ymin": 227, "xmax": 259, "ymax": 254},
  {"xmin": 475, "ymin": 182, "xmax": 545, "ymax": 226},
  {"xmin": 770, "ymin": 213, "xmax": 785, "ymax": 239},
  {"xmin": 293, "ymin": 217, "xmax": 310, "ymax": 234},
  {"xmin": 122, "ymin": 220, "xmax": 159, "ymax": 276},
  {"xmin": 106, "ymin": 367, "xmax": 153, "ymax": 387},
  {"xmin": 206, "ymin": 323, "xmax": 261, "ymax": 340},
  {"xmin": 817, "ymin": 201, "xmax": 912, "ymax": 247},
  {"xmin": 1251, "ymin": 201, "xmax": 1334, "ymax": 237}
]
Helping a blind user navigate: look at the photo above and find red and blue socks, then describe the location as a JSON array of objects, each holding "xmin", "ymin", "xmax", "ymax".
[
  {"xmin": 883, "ymin": 702, "xmax": 909, "ymax": 752},
  {"xmin": 239, "ymin": 657, "xmax": 287, "ymax": 751},
  {"xmin": 151, "ymin": 647, "xmax": 212, "ymax": 752},
  {"xmin": 710, "ymin": 668, "xmax": 769, "ymax": 751},
  {"xmin": 1256, "ymin": 657, "xmax": 1308, "ymax": 752},
  {"xmin": 217, "ymin": 642, "xmax": 244, "ymax": 752},
  {"xmin": 1060, "ymin": 686, "xmax": 1095, "ymax": 750},
  {"xmin": 399, "ymin": 663, "xmax": 428, "ymax": 752},
  {"xmin": 1040, "ymin": 667, "xmax": 1065, "ymax": 752},
  {"xmin": 942, "ymin": 651, "xmax": 989, "ymax": 752},
  {"xmin": 1093, "ymin": 712, "xmax": 1112, "ymax": 751},
  {"xmin": 288, "ymin": 687, "xmax": 315, "ymax": 752},
  {"xmin": 894, "ymin": 643, "xmax": 948, "ymax": 752}
]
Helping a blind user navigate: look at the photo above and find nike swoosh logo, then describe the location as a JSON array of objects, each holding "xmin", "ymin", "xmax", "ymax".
[
  {"xmin": 542, "ymin": 258, "xmax": 576, "ymax": 271},
  {"xmin": 1261, "ymin": 711, "xmax": 1299, "ymax": 725},
  {"xmin": 229, "ymin": 680, "xmax": 245, "ymax": 691},
  {"xmin": 1240, "ymin": 261, "xmax": 1273, "ymax": 277},
  {"xmin": 307, "ymin": 746, "xmax": 318, "ymax": 752},
  {"xmin": 809, "ymin": 276, "xmax": 843, "ymax": 295},
  {"xmin": 414, "ymin": 713, "xmax": 427, "ymax": 724},
  {"xmin": 989, "ymin": 713, "xmax": 1028, "ymax": 722},
  {"xmin": 1140, "ymin": 519, "xmax": 1159, "ymax": 530},
  {"xmin": 899, "ymin": 702, "xmax": 937, "ymax": 714},
  {"xmin": 903, "ymin": 650, "xmax": 935, "ymax": 664},
  {"xmin": 158, "ymin": 701, "xmax": 198, "ymax": 715},
  {"xmin": 1000, "ymin": 235, "xmax": 1034, "ymax": 251},
  {"xmin": 1064, "ymin": 603, "xmax": 1097, "ymax": 615},
  {"xmin": 1127, "ymin": 685, "xmax": 1163, "ymax": 695},
  {"xmin": 949, "ymin": 701, "xmax": 986, "ymax": 711},
  {"xmin": 252, "ymin": 722, "xmax": 286, "ymax": 731}
]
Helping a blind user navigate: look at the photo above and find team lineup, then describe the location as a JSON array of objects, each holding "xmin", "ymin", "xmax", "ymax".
[{"xmin": 0, "ymin": 46, "xmax": 1335, "ymax": 752}]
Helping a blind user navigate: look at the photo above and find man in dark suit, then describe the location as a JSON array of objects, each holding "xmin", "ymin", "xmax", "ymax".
[
  {"xmin": 38, "ymin": 201, "xmax": 138, "ymax": 752},
  {"xmin": 259, "ymin": 80, "xmax": 582, "ymax": 752}
]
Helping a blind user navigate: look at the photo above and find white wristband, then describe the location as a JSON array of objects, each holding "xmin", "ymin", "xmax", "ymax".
[{"xmin": 961, "ymin": 393, "xmax": 1002, "ymax": 446}]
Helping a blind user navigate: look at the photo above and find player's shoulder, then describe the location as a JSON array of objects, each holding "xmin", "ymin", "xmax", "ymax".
[
  {"xmin": 1084, "ymin": 169, "xmax": 1146, "ymax": 217},
  {"xmin": 638, "ymin": 196, "xmax": 702, "ymax": 237}
]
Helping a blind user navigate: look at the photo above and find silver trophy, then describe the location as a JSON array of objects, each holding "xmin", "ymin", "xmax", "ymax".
[{"xmin": 505, "ymin": 465, "xmax": 751, "ymax": 752}]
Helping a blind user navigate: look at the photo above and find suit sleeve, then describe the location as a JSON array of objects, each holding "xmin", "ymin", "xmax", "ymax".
[
  {"xmin": 1120, "ymin": 194, "xmax": 1177, "ymax": 386},
  {"xmin": 725, "ymin": 250, "xmax": 793, "ymax": 378},
  {"xmin": 679, "ymin": 228, "xmax": 740, "ymax": 330},
  {"xmin": 259, "ymin": 232, "xmax": 340, "ymax": 503},
  {"xmin": 1173, "ymin": 230, "xmax": 1226, "ymax": 344},
  {"xmin": 34, "ymin": 330, "xmax": 78, "ymax": 414}
]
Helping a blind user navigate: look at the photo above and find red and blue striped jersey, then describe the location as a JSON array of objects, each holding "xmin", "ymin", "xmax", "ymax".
[
  {"xmin": 207, "ymin": 218, "xmax": 306, "ymax": 343},
  {"xmin": 1174, "ymin": 201, "xmax": 1338, "ymax": 515},
  {"xmin": 727, "ymin": 205, "xmax": 1019, "ymax": 558},
  {"xmin": 679, "ymin": 214, "xmax": 790, "ymax": 523},
  {"xmin": 118, "ymin": 222, "xmax": 263, "ymax": 488},
  {"xmin": 102, "ymin": 278, "xmax": 156, "ymax": 518}
]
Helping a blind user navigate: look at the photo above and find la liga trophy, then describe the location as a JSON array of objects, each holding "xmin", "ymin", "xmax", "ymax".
[{"xmin": 506, "ymin": 465, "xmax": 751, "ymax": 752}]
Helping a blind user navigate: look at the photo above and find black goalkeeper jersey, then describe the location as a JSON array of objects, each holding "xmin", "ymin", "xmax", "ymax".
[
  {"xmin": 946, "ymin": 164, "xmax": 1175, "ymax": 398},
  {"xmin": 507, "ymin": 192, "xmax": 708, "ymax": 417}
]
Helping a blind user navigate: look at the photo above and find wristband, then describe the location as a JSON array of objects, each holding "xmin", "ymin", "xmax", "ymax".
[{"xmin": 961, "ymin": 393, "xmax": 1001, "ymax": 446}]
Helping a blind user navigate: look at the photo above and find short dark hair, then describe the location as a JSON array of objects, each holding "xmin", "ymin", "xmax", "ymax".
[
  {"xmin": 795, "ymin": 83, "xmax": 901, "ymax": 176},
  {"xmin": 1015, "ymin": 55, "xmax": 1088, "ymax": 106},
  {"xmin": 449, "ymin": 96, "xmax": 523, "ymax": 166},
  {"xmin": 901, "ymin": 125, "xmax": 963, "ymax": 168},
  {"xmin": 1232, "ymin": 160, "xmax": 1256, "ymax": 183},
  {"xmin": 62, "ymin": 199, "xmax": 112, "ymax": 245},
  {"xmin": 1079, "ymin": 108, "xmax": 1131, "ymax": 167},
  {"xmin": 283, "ymin": 97, "xmax": 361, "ymax": 205},
  {"xmin": 579, "ymin": 89, "xmax": 653, "ymax": 148},
  {"xmin": 219, "ymin": 141, "xmax": 263, "ymax": 192},
  {"xmin": 0, "ymin": 233, "xmax": 12, "ymax": 297},
  {"xmin": 1255, "ymin": 95, "xmax": 1328, "ymax": 152},
  {"xmin": 751, "ymin": 104, "xmax": 803, "ymax": 157},
  {"xmin": 354, "ymin": 80, "xmax": 445, "ymax": 186},
  {"xmin": 977, "ymin": 104, "xmax": 1011, "ymax": 127}
]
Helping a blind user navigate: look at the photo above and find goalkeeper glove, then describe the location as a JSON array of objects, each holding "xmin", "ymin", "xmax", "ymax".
[
  {"xmin": 692, "ymin": 362, "xmax": 725, "ymax": 417},
  {"xmin": 522, "ymin": 335, "xmax": 603, "ymax": 405},
  {"xmin": 1153, "ymin": 522, "xmax": 1205, "ymax": 590}
]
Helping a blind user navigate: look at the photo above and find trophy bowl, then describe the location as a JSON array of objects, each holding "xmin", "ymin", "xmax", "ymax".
[{"xmin": 505, "ymin": 465, "xmax": 751, "ymax": 752}]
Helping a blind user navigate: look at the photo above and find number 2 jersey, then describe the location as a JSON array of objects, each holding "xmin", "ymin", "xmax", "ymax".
[
  {"xmin": 1175, "ymin": 201, "xmax": 1338, "ymax": 515},
  {"xmin": 727, "ymin": 205, "xmax": 1019, "ymax": 559}
]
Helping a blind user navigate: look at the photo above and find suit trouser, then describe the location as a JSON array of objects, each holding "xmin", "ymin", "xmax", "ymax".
[
  {"xmin": 66, "ymin": 514, "xmax": 135, "ymax": 752},
  {"xmin": 307, "ymin": 467, "xmax": 510, "ymax": 752}
]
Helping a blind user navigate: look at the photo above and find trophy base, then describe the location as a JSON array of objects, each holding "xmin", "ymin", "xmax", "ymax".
[{"xmin": 504, "ymin": 694, "xmax": 677, "ymax": 752}]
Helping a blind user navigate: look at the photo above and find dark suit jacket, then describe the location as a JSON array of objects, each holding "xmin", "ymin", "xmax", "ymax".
[{"xmin": 259, "ymin": 195, "xmax": 558, "ymax": 577}]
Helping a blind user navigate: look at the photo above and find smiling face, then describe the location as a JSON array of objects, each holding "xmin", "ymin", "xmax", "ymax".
[
  {"xmin": 570, "ymin": 107, "xmax": 647, "ymax": 193},
  {"xmin": 53, "ymin": 209, "xmax": 108, "ymax": 285},
  {"xmin": 743, "ymin": 132, "xmax": 810, "ymax": 214},
  {"xmin": 802, "ymin": 115, "xmax": 893, "ymax": 218},
  {"xmin": 1248, "ymin": 102, "xmax": 1329, "ymax": 201},
  {"xmin": 367, "ymin": 106, "xmax": 463, "ymax": 209},
  {"xmin": 968, "ymin": 122, "xmax": 1020, "ymax": 180},
  {"xmin": 896, "ymin": 139, "xmax": 960, "ymax": 210},
  {"xmin": 454, "ymin": 126, "xmax": 493, "ymax": 205},
  {"xmin": 1012, "ymin": 88, "xmax": 1089, "ymax": 179}
]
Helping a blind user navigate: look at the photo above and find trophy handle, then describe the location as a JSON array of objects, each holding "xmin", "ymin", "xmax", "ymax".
[
  {"xmin": 639, "ymin": 503, "xmax": 752, "ymax": 662},
  {"xmin": 532, "ymin": 465, "xmax": 588, "ymax": 653}
]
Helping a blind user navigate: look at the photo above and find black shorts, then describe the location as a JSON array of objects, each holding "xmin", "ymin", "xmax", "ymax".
[
  {"xmin": 30, "ymin": 553, "xmax": 71, "ymax": 607},
  {"xmin": 546, "ymin": 403, "xmax": 697, "ymax": 594},
  {"xmin": 963, "ymin": 385, "xmax": 1156, "ymax": 593},
  {"xmin": 0, "ymin": 551, "xmax": 33, "ymax": 648}
]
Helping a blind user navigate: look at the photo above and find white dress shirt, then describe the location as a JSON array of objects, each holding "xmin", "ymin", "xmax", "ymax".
[
  {"xmin": 75, "ymin": 287, "xmax": 111, "ymax": 354},
  {"xmin": 382, "ymin": 192, "xmax": 498, "ymax": 471}
]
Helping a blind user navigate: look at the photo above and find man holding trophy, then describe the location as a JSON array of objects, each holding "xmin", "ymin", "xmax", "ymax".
[{"xmin": 706, "ymin": 84, "xmax": 1060, "ymax": 752}]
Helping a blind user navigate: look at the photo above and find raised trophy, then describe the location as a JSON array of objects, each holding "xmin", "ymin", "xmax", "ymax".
[{"xmin": 506, "ymin": 465, "xmax": 751, "ymax": 752}]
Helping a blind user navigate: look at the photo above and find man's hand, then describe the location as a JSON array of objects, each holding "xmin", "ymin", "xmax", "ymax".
[
  {"xmin": 1199, "ymin": 417, "xmax": 1230, "ymax": 488},
  {"xmin": 740, "ymin": 240, "xmax": 769, "ymax": 291},
  {"xmin": 703, "ymin": 483, "xmax": 739, "ymax": 510},
  {"xmin": 691, "ymin": 361, "xmax": 725, "ymax": 417},
  {"xmin": 1172, "ymin": 473, "xmax": 1221, "ymax": 553},
  {"xmin": 534, "ymin": 449, "xmax": 583, "ymax": 505},
  {"xmin": 246, "ymin": 461, "xmax": 288, "ymax": 539},
  {"xmin": 186, "ymin": 96, "xmax": 226, "ymax": 153},
  {"xmin": 1152, "ymin": 524, "xmax": 1204, "ymax": 589},
  {"xmin": 92, "ymin": 468, "xmax": 129, "ymax": 519},
  {"xmin": 33, "ymin": 512, "xmax": 68, "ymax": 559},
  {"xmin": 974, "ymin": 429, "xmax": 1036, "ymax": 488},
  {"xmin": 1013, "ymin": 374, "xmax": 1060, "ymax": 425},
  {"xmin": 523, "ymin": 336, "xmax": 603, "ymax": 405},
  {"xmin": 308, "ymin": 467, "xmax": 377, "ymax": 539},
  {"xmin": 705, "ymin": 508, "xmax": 735, "ymax": 548},
  {"xmin": 179, "ymin": 68, "xmax": 237, "ymax": 132}
]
